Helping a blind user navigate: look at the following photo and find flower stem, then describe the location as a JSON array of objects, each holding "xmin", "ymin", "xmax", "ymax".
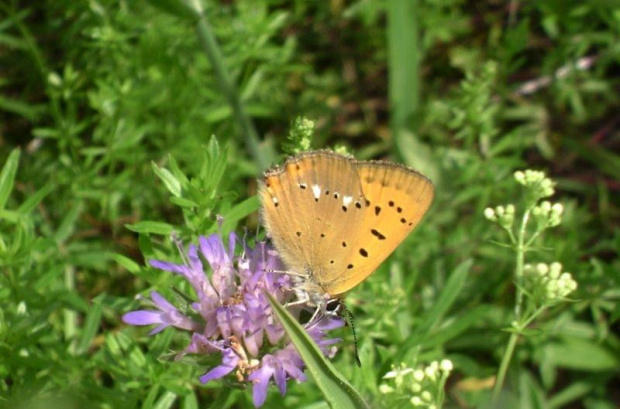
[
  {"xmin": 492, "ymin": 330, "xmax": 518, "ymax": 402},
  {"xmin": 492, "ymin": 208, "xmax": 531, "ymax": 402},
  {"xmin": 194, "ymin": 10, "xmax": 269, "ymax": 171},
  {"xmin": 514, "ymin": 208, "xmax": 531, "ymax": 320}
]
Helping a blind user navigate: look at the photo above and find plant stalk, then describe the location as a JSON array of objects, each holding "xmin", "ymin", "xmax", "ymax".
[{"xmin": 194, "ymin": 10, "xmax": 268, "ymax": 171}]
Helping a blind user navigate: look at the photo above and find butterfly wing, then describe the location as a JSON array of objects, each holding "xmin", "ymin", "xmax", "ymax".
[
  {"xmin": 323, "ymin": 160, "xmax": 434, "ymax": 295},
  {"xmin": 259, "ymin": 151, "xmax": 368, "ymax": 291}
]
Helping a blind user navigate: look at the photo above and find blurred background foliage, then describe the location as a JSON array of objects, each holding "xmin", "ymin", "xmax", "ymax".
[{"xmin": 0, "ymin": 0, "xmax": 618, "ymax": 408}]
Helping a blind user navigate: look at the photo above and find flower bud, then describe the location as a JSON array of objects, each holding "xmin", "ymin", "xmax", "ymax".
[{"xmin": 440, "ymin": 359, "xmax": 453, "ymax": 372}]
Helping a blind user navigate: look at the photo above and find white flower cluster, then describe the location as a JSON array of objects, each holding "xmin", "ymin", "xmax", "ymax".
[
  {"xmin": 484, "ymin": 204, "xmax": 515, "ymax": 229},
  {"xmin": 514, "ymin": 170, "xmax": 555, "ymax": 198},
  {"xmin": 524, "ymin": 262, "xmax": 577, "ymax": 303},
  {"xmin": 380, "ymin": 360, "xmax": 454, "ymax": 408},
  {"xmin": 532, "ymin": 201, "xmax": 564, "ymax": 228}
]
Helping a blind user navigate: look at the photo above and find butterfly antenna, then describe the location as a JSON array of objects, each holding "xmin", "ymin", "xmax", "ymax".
[{"xmin": 341, "ymin": 305, "xmax": 362, "ymax": 367}]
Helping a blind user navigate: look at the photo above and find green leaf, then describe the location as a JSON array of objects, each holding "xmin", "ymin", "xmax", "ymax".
[
  {"xmin": 399, "ymin": 259, "xmax": 471, "ymax": 358},
  {"xmin": 387, "ymin": 0, "xmax": 419, "ymax": 128},
  {"xmin": 17, "ymin": 183, "xmax": 53, "ymax": 214},
  {"xmin": 563, "ymin": 138, "xmax": 620, "ymax": 180},
  {"xmin": 169, "ymin": 196, "xmax": 199, "ymax": 208},
  {"xmin": 417, "ymin": 259, "xmax": 471, "ymax": 334},
  {"xmin": 220, "ymin": 196, "xmax": 260, "ymax": 231},
  {"xmin": 54, "ymin": 200, "xmax": 84, "ymax": 244},
  {"xmin": 112, "ymin": 253, "xmax": 142, "ymax": 274},
  {"xmin": 152, "ymin": 161, "xmax": 182, "ymax": 197},
  {"xmin": 77, "ymin": 298, "xmax": 103, "ymax": 355},
  {"xmin": 0, "ymin": 148, "xmax": 20, "ymax": 211},
  {"xmin": 181, "ymin": 391, "xmax": 199, "ymax": 409},
  {"xmin": 265, "ymin": 293, "xmax": 371, "ymax": 409},
  {"xmin": 126, "ymin": 221, "xmax": 175, "ymax": 235},
  {"xmin": 146, "ymin": 0, "xmax": 201, "ymax": 21},
  {"xmin": 548, "ymin": 381, "xmax": 594, "ymax": 409},
  {"xmin": 544, "ymin": 336, "xmax": 620, "ymax": 371},
  {"xmin": 153, "ymin": 390, "xmax": 177, "ymax": 409},
  {"xmin": 420, "ymin": 305, "xmax": 492, "ymax": 348}
]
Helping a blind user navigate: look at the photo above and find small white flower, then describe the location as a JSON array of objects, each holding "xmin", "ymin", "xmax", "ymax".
[
  {"xmin": 421, "ymin": 391, "xmax": 432, "ymax": 402},
  {"xmin": 484, "ymin": 207, "xmax": 497, "ymax": 221},
  {"xmin": 424, "ymin": 365, "xmax": 437, "ymax": 379},
  {"xmin": 379, "ymin": 384, "xmax": 394, "ymax": 394},
  {"xmin": 536, "ymin": 263, "xmax": 549, "ymax": 276},
  {"xmin": 383, "ymin": 364, "xmax": 412, "ymax": 379},
  {"xmin": 411, "ymin": 396, "xmax": 423, "ymax": 407},
  {"xmin": 413, "ymin": 369, "xmax": 425, "ymax": 382},
  {"xmin": 514, "ymin": 171, "xmax": 525, "ymax": 184},
  {"xmin": 440, "ymin": 359, "xmax": 453, "ymax": 372},
  {"xmin": 549, "ymin": 264, "xmax": 561, "ymax": 279}
]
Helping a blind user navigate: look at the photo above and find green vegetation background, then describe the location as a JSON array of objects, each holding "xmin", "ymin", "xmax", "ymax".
[{"xmin": 1, "ymin": 0, "xmax": 618, "ymax": 408}]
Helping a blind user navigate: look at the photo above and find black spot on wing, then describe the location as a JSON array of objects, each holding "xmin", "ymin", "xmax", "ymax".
[{"xmin": 371, "ymin": 229, "xmax": 386, "ymax": 240}]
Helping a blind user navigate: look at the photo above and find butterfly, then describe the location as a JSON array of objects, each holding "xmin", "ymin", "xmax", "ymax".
[{"xmin": 258, "ymin": 150, "xmax": 434, "ymax": 309}]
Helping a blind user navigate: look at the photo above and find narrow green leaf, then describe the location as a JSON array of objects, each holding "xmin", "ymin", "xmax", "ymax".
[
  {"xmin": 153, "ymin": 390, "xmax": 177, "ymax": 409},
  {"xmin": 152, "ymin": 161, "xmax": 182, "ymax": 197},
  {"xmin": 17, "ymin": 183, "xmax": 53, "ymax": 214},
  {"xmin": 54, "ymin": 200, "xmax": 83, "ymax": 244},
  {"xmin": 399, "ymin": 260, "xmax": 471, "ymax": 358},
  {"xmin": 146, "ymin": 0, "xmax": 201, "ymax": 21},
  {"xmin": 387, "ymin": 0, "xmax": 420, "ymax": 152},
  {"xmin": 126, "ymin": 221, "xmax": 175, "ymax": 235},
  {"xmin": 420, "ymin": 305, "xmax": 491, "ymax": 348},
  {"xmin": 112, "ymin": 253, "xmax": 142, "ymax": 274},
  {"xmin": 0, "ymin": 148, "xmax": 20, "ymax": 211},
  {"xmin": 544, "ymin": 336, "xmax": 620, "ymax": 371},
  {"xmin": 181, "ymin": 391, "xmax": 199, "ymax": 409},
  {"xmin": 564, "ymin": 138, "xmax": 620, "ymax": 180},
  {"xmin": 548, "ymin": 381, "xmax": 594, "ymax": 409},
  {"xmin": 144, "ymin": 384, "xmax": 162, "ymax": 409},
  {"xmin": 77, "ymin": 299, "xmax": 103, "ymax": 355},
  {"xmin": 0, "ymin": 209, "xmax": 18, "ymax": 223},
  {"xmin": 221, "ymin": 196, "xmax": 260, "ymax": 231},
  {"xmin": 169, "ymin": 196, "xmax": 199, "ymax": 208},
  {"xmin": 417, "ymin": 259, "xmax": 471, "ymax": 334},
  {"xmin": 168, "ymin": 154, "xmax": 189, "ymax": 186},
  {"xmin": 266, "ymin": 293, "xmax": 371, "ymax": 409}
]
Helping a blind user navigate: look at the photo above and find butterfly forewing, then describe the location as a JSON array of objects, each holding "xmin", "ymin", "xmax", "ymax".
[
  {"xmin": 323, "ymin": 161, "xmax": 434, "ymax": 295},
  {"xmin": 259, "ymin": 151, "xmax": 367, "ymax": 286},
  {"xmin": 259, "ymin": 150, "xmax": 434, "ymax": 298}
]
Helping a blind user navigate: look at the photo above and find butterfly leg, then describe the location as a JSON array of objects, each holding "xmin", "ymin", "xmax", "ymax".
[{"xmin": 283, "ymin": 289, "xmax": 309, "ymax": 308}]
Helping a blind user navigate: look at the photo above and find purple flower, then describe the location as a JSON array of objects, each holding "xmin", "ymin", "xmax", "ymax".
[{"xmin": 122, "ymin": 232, "xmax": 345, "ymax": 407}]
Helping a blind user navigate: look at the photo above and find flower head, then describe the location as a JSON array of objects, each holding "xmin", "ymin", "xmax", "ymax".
[
  {"xmin": 524, "ymin": 262, "xmax": 577, "ymax": 305},
  {"xmin": 123, "ymin": 232, "xmax": 344, "ymax": 407}
]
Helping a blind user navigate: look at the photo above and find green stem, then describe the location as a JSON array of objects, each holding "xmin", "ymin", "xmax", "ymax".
[
  {"xmin": 194, "ymin": 10, "xmax": 268, "ymax": 171},
  {"xmin": 387, "ymin": 0, "xmax": 420, "ymax": 156},
  {"xmin": 514, "ymin": 209, "xmax": 530, "ymax": 320},
  {"xmin": 492, "ymin": 330, "xmax": 519, "ymax": 402},
  {"xmin": 492, "ymin": 208, "xmax": 531, "ymax": 402},
  {"xmin": 64, "ymin": 264, "xmax": 78, "ymax": 354}
]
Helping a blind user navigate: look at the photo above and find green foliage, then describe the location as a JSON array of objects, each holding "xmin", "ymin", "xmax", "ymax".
[
  {"xmin": 1, "ymin": 0, "xmax": 618, "ymax": 408},
  {"xmin": 267, "ymin": 293, "xmax": 371, "ymax": 409}
]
